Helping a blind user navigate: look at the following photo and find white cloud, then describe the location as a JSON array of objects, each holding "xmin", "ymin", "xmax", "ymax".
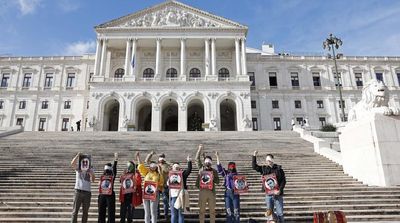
[
  {"xmin": 65, "ymin": 41, "xmax": 96, "ymax": 56},
  {"xmin": 57, "ymin": 0, "xmax": 80, "ymax": 13},
  {"xmin": 17, "ymin": 0, "xmax": 42, "ymax": 15}
]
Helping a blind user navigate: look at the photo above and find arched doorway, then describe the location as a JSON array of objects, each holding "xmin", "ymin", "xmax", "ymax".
[
  {"xmin": 220, "ymin": 99, "xmax": 236, "ymax": 131},
  {"xmin": 103, "ymin": 99, "xmax": 120, "ymax": 131},
  {"xmin": 162, "ymin": 99, "xmax": 178, "ymax": 131},
  {"xmin": 187, "ymin": 99, "xmax": 204, "ymax": 131},
  {"xmin": 136, "ymin": 99, "xmax": 152, "ymax": 131}
]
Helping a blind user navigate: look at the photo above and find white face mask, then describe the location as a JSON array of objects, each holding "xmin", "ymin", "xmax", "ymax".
[
  {"xmin": 149, "ymin": 163, "xmax": 157, "ymax": 170},
  {"xmin": 172, "ymin": 164, "xmax": 180, "ymax": 171},
  {"xmin": 204, "ymin": 158, "xmax": 212, "ymax": 166}
]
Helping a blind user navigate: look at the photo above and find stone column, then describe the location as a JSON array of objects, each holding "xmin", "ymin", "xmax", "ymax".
[
  {"xmin": 94, "ymin": 39, "xmax": 102, "ymax": 76},
  {"xmin": 155, "ymin": 38, "xmax": 161, "ymax": 78},
  {"xmin": 204, "ymin": 39, "xmax": 210, "ymax": 77},
  {"xmin": 178, "ymin": 105, "xmax": 187, "ymax": 132},
  {"xmin": 235, "ymin": 38, "xmax": 241, "ymax": 76},
  {"xmin": 99, "ymin": 39, "xmax": 108, "ymax": 77},
  {"xmin": 211, "ymin": 38, "xmax": 216, "ymax": 76},
  {"xmin": 151, "ymin": 105, "xmax": 161, "ymax": 131},
  {"xmin": 241, "ymin": 38, "xmax": 247, "ymax": 75},
  {"xmin": 130, "ymin": 39, "xmax": 137, "ymax": 78},
  {"xmin": 180, "ymin": 38, "xmax": 186, "ymax": 79},
  {"xmin": 124, "ymin": 39, "xmax": 132, "ymax": 77}
]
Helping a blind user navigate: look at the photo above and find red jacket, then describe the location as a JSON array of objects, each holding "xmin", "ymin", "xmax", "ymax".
[{"xmin": 119, "ymin": 170, "xmax": 142, "ymax": 207}]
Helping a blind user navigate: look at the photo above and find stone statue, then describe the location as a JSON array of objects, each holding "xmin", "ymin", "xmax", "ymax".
[
  {"xmin": 348, "ymin": 79, "xmax": 400, "ymax": 122},
  {"xmin": 242, "ymin": 115, "xmax": 252, "ymax": 129}
]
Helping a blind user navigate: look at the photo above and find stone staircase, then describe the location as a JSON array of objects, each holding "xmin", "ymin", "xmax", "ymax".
[{"xmin": 0, "ymin": 131, "xmax": 399, "ymax": 223}]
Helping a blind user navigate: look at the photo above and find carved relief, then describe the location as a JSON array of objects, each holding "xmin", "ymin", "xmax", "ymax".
[
  {"xmin": 123, "ymin": 92, "xmax": 135, "ymax": 99},
  {"xmin": 208, "ymin": 92, "xmax": 219, "ymax": 99},
  {"xmin": 240, "ymin": 92, "xmax": 250, "ymax": 99},
  {"xmin": 217, "ymin": 51, "xmax": 231, "ymax": 58},
  {"xmin": 120, "ymin": 6, "xmax": 222, "ymax": 28},
  {"xmin": 92, "ymin": 93, "xmax": 104, "ymax": 100}
]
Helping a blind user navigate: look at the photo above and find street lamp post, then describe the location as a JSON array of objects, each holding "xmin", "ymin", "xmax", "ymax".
[{"xmin": 323, "ymin": 34, "xmax": 346, "ymax": 122}]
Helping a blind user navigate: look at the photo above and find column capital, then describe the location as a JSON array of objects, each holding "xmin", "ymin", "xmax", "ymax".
[
  {"xmin": 241, "ymin": 37, "xmax": 247, "ymax": 42},
  {"xmin": 156, "ymin": 38, "xmax": 162, "ymax": 42},
  {"xmin": 211, "ymin": 38, "xmax": 216, "ymax": 42},
  {"xmin": 180, "ymin": 37, "xmax": 187, "ymax": 41}
]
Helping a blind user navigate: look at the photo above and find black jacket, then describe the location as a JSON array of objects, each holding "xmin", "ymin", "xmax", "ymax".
[
  {"xmin": 252, "ymin": 156, "xmax": 286, "ymax": 195},
  {"xmin": 182, "ymin": 161, "xmax": 192, "ymax": 190}
]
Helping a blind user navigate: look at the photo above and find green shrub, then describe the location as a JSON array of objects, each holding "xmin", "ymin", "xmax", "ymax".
[{"xmin": 320, "ymin": 124, "xmax": 337, "ymax": 132}]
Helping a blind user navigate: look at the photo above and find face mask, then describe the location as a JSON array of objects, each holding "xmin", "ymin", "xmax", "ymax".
[
  {"xmin": 172, "ymin": 164, "xmax": 180, "ymax": 171},
  {"xmin": 149, "ymin": 163, "xmax": 157, "ymax": 171}
]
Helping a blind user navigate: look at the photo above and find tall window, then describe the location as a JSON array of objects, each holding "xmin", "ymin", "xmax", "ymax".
[
  {"xmin": 66, "ymin": 73, "xmax": 75, "ymax": 89},
  {"xmin": 218, "ymin": 68, "xmax": 230, "ymax": 80},
  {"xmin": 1, "ymin": 73, "xmax": 10, "ymax": 88},
  {"xmin": 312, "ymin": 72, "xmax": 321, "ymax": 88},
  {"xmin": 272, "ymin": 100, "xmax": 279, "ymax": 109},
  {"xmin": 62, "ymin": 118, "xmax": 69, "ymax": 131},
  {"xmin": 166, "ymin": 68, "xmax": 178, "ymax": 78},
  {"xmin": 334, "ymin": 72, "xmax": 342, "ymax": 87},
  {"xmin": 296, "ymin": 117, "xmax": 304, "ymax": 125},
  {"xmin": 19, "ymin": 101, "xmax": 26, "ymax": 109},
  {"xmin": 375, "ymin": 73, "xmax": 383, "ymax": 82},
  {"xmin": 251, "ymin": 100, "xmax": 257, "ymax": 109},
  {"xmin": 23, "ymin": 73, "xmax": 32, "ymax": 88},
  {"xmin": 189, "ymin": 68, "xmax": 201, "ymax": 79},
  {"xmin": 317, "ymin": 100, "xmax": 324, "ymax": 108},
  {"xmin": 44, "ymin": 73, "xmax": 53, "ymax": 88},
  {"xmin": 41, "ymin": 100, "xmax": 49, "ymax": 109},
  {"xmin": 339, "ymin": 100, "xmax": 346, "ymax": 109},
  {"xmin": 0, "ymin": 100, "xmax": 4, "ymax": 109},
  {"xmin": 248, "ymin": 72, "xmax": 255, "ymax": 88},
  {"xmin": 143, "ymin": 68, "xmax": 154, "ymax": 79},
  {"xmin": 16, "ymin": 118, "xmax": 24, "ymax": 126},
  {"xmin": 273, "ymin": 117, "xmax": 281, "ymax": 131},
  {"xmin": 319, "ymin": 117, "xmax": 326, "ymax": 127},
  {"xmin": 38, "ymin": 118, "xmax": 46, "ymax": 131},
  {"xmin": 269, "ymin": 72, "xmax": 278, "ymax": 88},
  {"xmin": 64, "ymin": 100, "xmax": 71, "ymax": 109},
  {"xmin": 355, "ymin": 73, "xmax": 363, "ymax": 87},
  {"xmin": 291, "ymin": 72, "xmax": 299, "ymax": 88},
  {"xmin": 114, "ymin": 68, "xmax": 125, "ymax": 78},
  {"xmin": 294, "ymin": 100, "xmax": 302, "ymax": 109},
  {"xmin": 397, "ymin": 73, "xmax": 400, "ymax": 86},
  {"xmin": 252, "ymin": 118, "xmax": 258, "ymax": 131}
]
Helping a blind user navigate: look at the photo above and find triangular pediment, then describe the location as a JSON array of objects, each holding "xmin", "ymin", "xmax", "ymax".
[{"xmin": 96, "ymin": 1, "xmax": 247, "ymax": 30}]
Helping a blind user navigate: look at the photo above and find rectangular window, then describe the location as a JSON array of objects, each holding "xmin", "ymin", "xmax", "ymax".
[
  {"xmin": 251, "ymin": 100, "xmax": 257, "ymax": 109},
  {"xmin": 252, "ymin": 118, "xmax": 258, "ymax": 131},
  {"xmin": 41, "ymin": 101, "xmax": 49, "ymax": 109},
  {"xmin": 248, "ymin": 72, "xmax": 255, "ymax": 88},
  {"xmin": 341, "ymin": 114, "xmax": 348, "ymax": 122},
  {"xmin": 312, "ymin": 72, "xmax": 321, "ymax": 88},
  {"xmin": 66, "ymin": 73, "xmax": 75, "ymax": 89},
  {"xmin": 64, "ymin": 100, "xmax": 71, "ymax": 109},
  {"xmin": 355, "ymin": 73, "xmax": 363, "ymax": 87},
  {"xmin": 291, "ymin": 72, "xmax": 299, "ymax": 88},
  {"xmin": 19, "ymin": 101, "xmax": 26, "ymax": 109},
  {"xmin": 272, "ymin": 100, "xmax": 279, "ymax": 109},
  {"xmin": 1, "ymin": 73, "xmax": 10, "ymax": 88},
  {"xmin": 0, "ymin": 100, "xmax": 3, "ymax": 109},
  {"xmin": 397, "ymin": 73, "xmax": 400, "ymax": 86},
  {"xmin": 89, "ymin": 72, "xmax": 94, "ymax": 80},
  {"xmin": 22, "ymin": 73, "xmax": 32, "ymax": 88},
  {"xmin": 296, "ymin": 117, "xmax": 304, "ymax": 125},
  {"xmin": 269, "ymin": 72, "xmax": 278, "ymax": 88},
  {"xmin": 334, "ymin": 72, "xmax": 342, "ymax": 87},
  {"xmin": 44, "ymin": 73, "xmax": 53, "ymax": 88},
  {"xmin": 62, "ymin": 118, "xmax": 69, "ymax": 131},
  {"xmin": 273, "ymin": 117, "xmax": 281, "ymax": 131},
  {"xmin": 317, "ymin": 100, "xmax": 324, "ymax": 108},
  {"xmin": 338, "ymin": 100, "xmax": 346, "ymax": 109},
  {"xmin": 38, "ymin": 118, "xmax": 46, "ymax": 131},
  {"xmin": 376, "ymin": 73, "xmax": 383, "ymax": 82},
  {"xmin": 295, "ymin": 100, "xmax": 302, "ymax": 109},
  {"xmin": 319, "ymin": 117, "xmax": 326, "ymax": 127},
  {"xmin": 16, "ymin": 118, "xmax": 24, "ymax": 126}
]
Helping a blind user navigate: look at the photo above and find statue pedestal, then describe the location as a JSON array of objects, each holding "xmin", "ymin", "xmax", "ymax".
[{"xmin": 339, "ymin": 113, "xmax": 400, "ymax": 186}]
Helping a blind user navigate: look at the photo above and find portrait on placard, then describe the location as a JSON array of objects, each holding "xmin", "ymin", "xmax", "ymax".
[
  {"xmin": 121, "ymin": 173, "xmax": 136, "ymax": 194},
  {"xmin": 262, "ymin": 173, "xmax": 279, "ymax": 195},
  {"xmin": 99, "ymin": 175, "xmax": 113, "ymax": 195},
  {"xmin": 78, "ymin": 154, "xmax": 91, "ymax": 172},
  {"xmin": 233, "ymin": 175, "xmax": 249, "ymax": 194},
  {"xmin": 200, "ymin": 171, "xmax": 214, "ymax": 190},
  {"xmin": 143, "ymin": 181, "xmax": 157, "ymax": 201},
  {"xmin": 168, "ymin": 171, "xmax": 183, "ymax": 189}
]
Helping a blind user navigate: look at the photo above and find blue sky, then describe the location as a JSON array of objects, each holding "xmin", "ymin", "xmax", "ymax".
[{"xmin": 0, "ymin": 0, "xmax": 400, "ymax": 56}]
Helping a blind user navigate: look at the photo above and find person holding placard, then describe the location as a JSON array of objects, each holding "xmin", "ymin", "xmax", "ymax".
[
  {"xmin": 71, "ymin": 152, "xmax": 95, "ymax": 223},
  {"xmin": 98, "ymin": 153, "xmax": 118, "ymax": 223},
  {"xmin": 215, "ymin": 151, "xmax": 242, "ymax": 223},
  {"xmin": 195, "ymin": 144, "xmax": 220, "ymax": 223},
  {"xmin": 119, "ymin": 160, "xmax": 142, "ymax": 223},
  {"xmin": 137, "ymin": 152, "xmax": 164, "ymax": 223},
  {"xmin": 169, "ymin": 155, "xmax": 192, "ymax": 223},
  {"xmin": 252, "ymin": 151, "xmax": 286, "ymax": 223}
]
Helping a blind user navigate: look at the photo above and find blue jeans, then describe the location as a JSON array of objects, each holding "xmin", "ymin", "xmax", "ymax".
[
  {"xmin": 225, "ymin": 189, "xmax": 240, "ymax": 223},
  {"xmin": 158, "ymin": 186, "xmax": 169, "ymax": 218},
  {"xmin": 265, "ymin": 195, "xmax": 284, "ymax": 223},
  {"xmin": 170, "ymin": 196, "xmax": 184, "ymax": 223}
]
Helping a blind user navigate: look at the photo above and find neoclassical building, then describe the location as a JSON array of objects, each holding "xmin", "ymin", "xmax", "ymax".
[{"xmin": 0, "ymin": 1, "xmax": 400, "ymax": 132}]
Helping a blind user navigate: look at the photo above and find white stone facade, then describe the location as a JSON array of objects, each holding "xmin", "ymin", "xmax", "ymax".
[{"xmin": 0, "ymin": 1, "xmax": 400, "ymax": 132}]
